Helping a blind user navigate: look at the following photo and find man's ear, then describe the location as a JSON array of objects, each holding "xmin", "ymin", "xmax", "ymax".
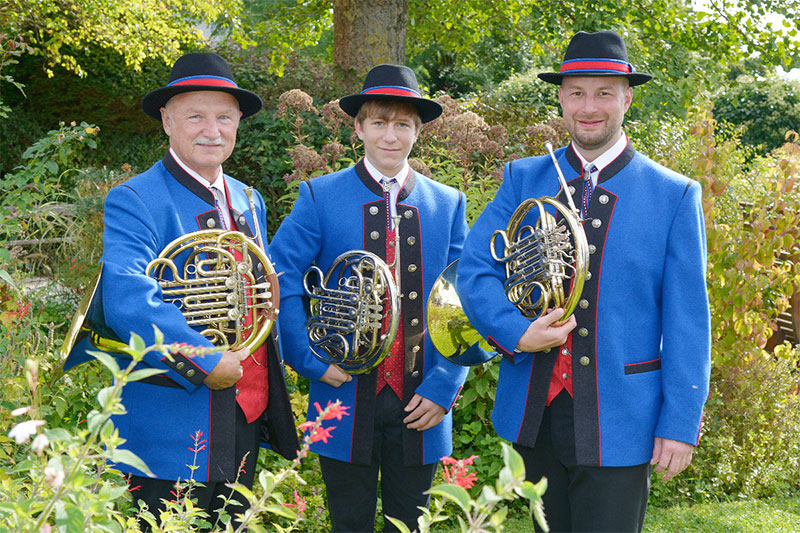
[
  {"xmin": 354, "ymin": 118, "xmax": 364, "ymax": 140},
  {"xmin": 160, "ymin": 107, "xmax": 172, "ymax": 137}
]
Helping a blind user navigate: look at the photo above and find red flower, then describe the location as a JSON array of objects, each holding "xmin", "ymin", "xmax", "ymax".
[
  {"xmin": 314, "ymin": 401, "xmax": 350, "ymax": 421},
  {"xmin": 309, "ymin": 426, "xmax": 335, "ymax": 443},
  {"xmin": 440, "ymin": 455, "xmax": 478, "ymax": 489},
  {"xmin": 284, "ymin": 490, "xmax": 307, "ymax": 515}
]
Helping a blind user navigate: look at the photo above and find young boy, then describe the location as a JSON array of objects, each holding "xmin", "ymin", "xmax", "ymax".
[{"xmin": 270, "ymin": 64, "xmax": 470, "ymax": 532}]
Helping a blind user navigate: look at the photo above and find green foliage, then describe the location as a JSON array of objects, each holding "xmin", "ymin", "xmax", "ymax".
[
  {"xmin": 2, "ymin": 0, "xmax": 247, "ymax": 78},
  {"xmin": 643, "ymin": 496, "xmax": 800, "ymax": 532},
  {"xmin": 714, "ymin": 75, "xmax": 800, "ymax": 153}
]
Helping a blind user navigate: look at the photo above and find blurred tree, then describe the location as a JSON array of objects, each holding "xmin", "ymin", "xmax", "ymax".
[{"xmin": 1, "ymin": 0, "xmax": 247, "ymax": 77}]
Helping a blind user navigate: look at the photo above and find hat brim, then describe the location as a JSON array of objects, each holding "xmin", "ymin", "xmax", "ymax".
[
  {"xmin": 538, "ymin": 71, "xmax": 653, "ymax": 87},
  {"xmin": 141, "ymin": 85, "xmax": 263, "ymax": 120},
  {"xmin": 339, "ymin": 93, "xmax": 443, "ymax": 123}
]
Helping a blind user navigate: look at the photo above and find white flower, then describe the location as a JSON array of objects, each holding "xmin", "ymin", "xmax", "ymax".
[
  {"xmin": 10, "ymin": 406, "xmax": 31, "ymax": 417},
  {"xmin": 8, "ymin": 420, "xmax": 45, "ymax": 444},
  {"xmin": 32, "ymin": 434, "xmax": 49, "ymax": 454},
  {"xmin": 44, "ymin": 466, "xmax": 64, "ymax": 489}
]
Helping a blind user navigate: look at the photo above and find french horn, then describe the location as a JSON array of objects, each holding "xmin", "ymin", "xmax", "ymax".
[
  {"xmin": 427, "ymin": 142, "xmax": 589, "ymax": 365},
  {"xmin": 303, "ymin": 215, "xmax": 402, "ymax": 374},
  {"xmin": 60, "ymin": 188, "xmax": 279, "ymax": 365}
]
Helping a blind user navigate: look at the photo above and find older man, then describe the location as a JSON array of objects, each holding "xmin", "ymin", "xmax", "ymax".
[
  {"xmin": 457, "ymin": 31, "xmax": 711, "ymax": 532},
  {"xmin": 63, "ymin": 53, "xmax": 296, "ymax": 528}
]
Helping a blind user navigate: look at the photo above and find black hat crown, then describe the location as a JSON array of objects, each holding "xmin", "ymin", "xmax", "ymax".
[
  {"xmin": 538, "ymin": 30, "xmax": 652, "ymax": 86},
  {"xmin": 339, "ymin": 64, "xmax": 443, "ymax": 123},
  {"xmin": 141, "ymin": 52, "xmax": 262, "ymax": 120}
]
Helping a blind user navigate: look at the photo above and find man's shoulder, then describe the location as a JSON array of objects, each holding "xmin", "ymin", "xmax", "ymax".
[
  {"xmin": 630, "ymin": 151, "xmax": 696, "ymax": 190},
  {"xmin": 414, "ymin": 171, "xmax": 463, "ymax": 200},
  {"xmin": 113, "ymin": 160, "xmax": 168, "ymax": 193}
]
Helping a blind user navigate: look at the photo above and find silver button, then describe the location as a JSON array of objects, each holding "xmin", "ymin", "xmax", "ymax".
[
  {"xmin": 235, "ymin": 388, "xmax": 240, "ymax": 396},
  {"xmin": 580, "ymin": 356, "xmax": 590, "ymax": 366},
  {"xmin": 599, "ymin": 195, "xmax": 609, "ymax": 204},
  {"xmin": 404, "ymin": 210, "xmax": 413, "ymax": 219},
  {"xmin": 592, "ymin": 219, "xmax": 602, "ymax": 228},
  {"xmin": 186, "ymin": 369, "xmax": 195, "ymax": 377},
  {"xmin": 207, "ymin": 218, "xmax": 216, "ymax": 228},
  {"xmin": 370, "ymin": 206, "xmax": 379, "ymax": 215},
  {"xmin": 407, "ymin": 236, "xmax": 416, "ymax": 245},
  {"xmin": 589, "ymin": 244, "xmax": 596, "ymax": 254},
  {"xmin": 409, "ymin": 291, "xmax": 418, "ymax": 300},
  {"xmin": 407, "ymin": 264, "xmax": 417, "ymax": 273},
  {"xmin": 238, "ymin": 215, "xmax": 246, "ymax": 226},
  {"xmin": 561, "ymin": 348, "xmax": 569, "ymax": 355},
  {"xmin": 412, "ymin": 345, "xmax": 420, "ymax": 353},
  {"xmin": 411, "ymin": 371, "xmax": 420, "ymax": 378},
  {"xmin": 586, "ymin": 271, "xmax": 592, "ymax": 280},
  {"xmin": 370, "ymin": 231, "xmax": 380, "ymax": 240},
  {"xmin": 578, "ymin": 328, "xmax": 588, "ymax": 337},
  {"xmin": 385, "ymin": 372, "xmax": 391, "ymax": 378},
  {"xmin": 568, "ymin": 186, "xmax": 576, "ymax": 195},
  {"xmin": 410, "ymin": 318, "xmax": 419, "ymax": 326},
  {"xmin": 257, "ymin": 263, "xmax": 263, "ymax": 271},
  {"xmin": 176, "ymin": 362, "xmax": 184, "ymax": 370},
  {"xmin": 562, "ymin": 373, "xmax": 569, "ymax": 380},
  {"xmin": 579, "ymin": 299, "xmax": 589, "ymax": 309}
]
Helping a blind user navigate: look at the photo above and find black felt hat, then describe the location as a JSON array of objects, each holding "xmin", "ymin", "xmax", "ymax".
[
  {"xmin": 339, "ymin": 64, "xmax": 443, "ymax": 123},
  {"xmin": 538, "ymin": 31, "xmax": 652, "ymax": 86},
  {"xmin": 141, "ymin": 52, "xmax": 263, "ymax": 120}
]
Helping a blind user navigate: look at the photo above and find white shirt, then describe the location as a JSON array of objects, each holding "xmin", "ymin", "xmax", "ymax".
[
  {"xmin": 571, "ymin": 133, "xmax": 628, "ymax": 188},
  {"xmin": 363, "ymin": 157, "xmax": 410, "ymax": 229},
  {"xmin": 169, "ymin": 148, "xmax": 232, "ymax": 229}
]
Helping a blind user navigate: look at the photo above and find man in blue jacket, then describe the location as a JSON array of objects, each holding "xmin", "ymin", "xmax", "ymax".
[
  {"xmin": 63, "ymin": 53, "xmax": 297, "ymax": 529},
  {"xmin": 270, "ymin": 64, "xmax": 469, "ymax": 532},
  {"xmin": 457, "ymin": 31, "xmax": 711, "ymax": 532}
]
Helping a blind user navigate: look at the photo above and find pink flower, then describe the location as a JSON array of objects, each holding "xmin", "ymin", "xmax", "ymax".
[
  {"xmin": 309, "ymin": 426, "xmax": 335, "ymax": 443},
  {"xmin": 314, "ymin": 401, "xmax": 350, "ymax": 421},
  {"xmin": 284, "ymin": 489, "xmax": 307, "ymax": 515},
  {"xmin": 440, "ymin": 455, "xmax": 479, "ymax": 489}
]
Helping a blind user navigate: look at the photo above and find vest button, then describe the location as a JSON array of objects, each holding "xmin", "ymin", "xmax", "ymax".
[
  {"xmin": 412, "ymin": 345, "xmax": 420, "ymax": 353},
  {"xmin": 407, "ymin": 236, "xmax": 416, "ymax": 245},
  {"xmin": 176, "ymin": 362, "xmax": 185, "ymax": 370},
  {"xmin": 410, "ymin": 318, "xmax": 419, "ymax": 326},
  {"xmin": 578, "ymin": 328, "xmax": 588, "ymax": 337},
  {"xmin": 599, "ymin": 194, "xmax": 609, "ymax": 204},
  {"xmin": 370, "ymin": 231, "xmax": 380, "ymax": 240},
  {"xmin": 186, "ymin": 369, "xmax": 195, "ymax": 377},
  {"xmin": 408, "ymin": 291, "xmax": 418, "ymax": 300},
  {"xmin": 562, "ymin": 373, "xmax": 569, "ymax": 380},
  {"xmin": 238, "ymin": 215, "xmax": 246, "ymax": 226},
  {"xmin": 404, "ymin": 210, "xmax": 413, "ymax": 219},
  {"xmin": 412, "ymin": 371, "xmax": 420, "ymax": 378},
  {"xmin": 586, "ymin": 271, "xmax": 592, "ymax": 280},
  {"xmin": 235, "ymin": 388, "xmax": 240, "ymax": 396},
  {"xmin": 592, "ymin": 218, "xmax": 602, "ymax": 228},
  {"xmin": 579, "ymin": 299, "xmax": 589, "ymax": 309},
  {"xmin": 370, "ymin": 206, "xmax": 379, "ymax": 215},
  {"xmin": 385, "ymin": 371, "xmax": 392, "ymax": 378},
  {"xmin": 589, "ymin": 244, "xmax": 596, "ymax": 254},
  {"xmin": 207, "ymin": 218, "xmax": 216, "ymax": 228},
  {"xmin": 580, "ymin": 356, "xmax": 590, "ymax": 366},
  {"xmin": 407, "ymin": 264, "xmax": 417, "ymax": 273}
]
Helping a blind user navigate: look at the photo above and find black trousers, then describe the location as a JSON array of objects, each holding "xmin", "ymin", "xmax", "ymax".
[
  {"xmin": 129, "ymin": 404, "xmax": 261, "ymax": 531},
  {"xmin": 514, "ymin": 391, "xmax": 651, "ymax": 533},
  {"xmin": 319, "ymin": 388, "xmax": 438, "ymax": 533}
]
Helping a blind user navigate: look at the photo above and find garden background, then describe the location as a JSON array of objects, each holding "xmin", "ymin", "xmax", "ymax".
[{"xmin": 2, "ymin": 0, "xmax": 800, "ymax": 531}]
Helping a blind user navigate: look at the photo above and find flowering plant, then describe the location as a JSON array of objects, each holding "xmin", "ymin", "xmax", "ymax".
[{"xmin": 388, "ymin": 443, "xmax": 549, "ymax": 532}]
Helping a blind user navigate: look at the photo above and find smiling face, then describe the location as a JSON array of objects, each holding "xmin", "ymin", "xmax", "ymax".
[
  {"xmin": 559, "ymin": 76, "xmax": 633, "ymax": 161},
  {"xmin": 161, "ymin": 90, "xmax": 242, "ymax": 183},
  {"xmin": 354, "ymin": 101, "xmax": 420, "ymax": 177}
]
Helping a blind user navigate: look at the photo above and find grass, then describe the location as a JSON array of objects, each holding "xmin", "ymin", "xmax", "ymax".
[{"xmin": 443, "ymin": 496, "xmax": 800, "ymax": 532}]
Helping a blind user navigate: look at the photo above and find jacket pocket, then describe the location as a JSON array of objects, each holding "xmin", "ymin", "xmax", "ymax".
[{"xmin": 624, "ymin": 358, "xmax": 661, "ymax": 375}]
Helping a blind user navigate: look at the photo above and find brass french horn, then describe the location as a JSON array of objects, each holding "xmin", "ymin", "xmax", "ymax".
[
  {"xmin": 60, "ymin": 188, "xmax": 279, "ymax": 365},
  {"xmin": 303, "ymin": 213, "xmax": 402, "ymax": 374},
  {"xmin": 426, "ymin": 142, "xmax": 589, "ymax": 365}
]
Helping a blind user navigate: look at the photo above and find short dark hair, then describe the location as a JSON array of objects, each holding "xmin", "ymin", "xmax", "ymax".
[{"xmin": 355, "ymin": 99, "xmax": 422, "ymax": 132}]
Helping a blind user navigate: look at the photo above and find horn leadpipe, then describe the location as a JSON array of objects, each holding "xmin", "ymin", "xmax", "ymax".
[{"xmin": 544, "ymin": 142, "xmax": 580, "ymax": 216}]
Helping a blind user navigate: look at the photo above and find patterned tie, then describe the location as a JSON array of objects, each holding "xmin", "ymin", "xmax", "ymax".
[
  {"xmin": 382, "ymin": 178, "xmax": 397, "ymax": 228},
  {"xmin": 582, "ymin": 164, "xmax": 596, "ymax": 218},
  {"xmin": 211, "ymin": 186, "xmax": 229, "ymax": 230}
]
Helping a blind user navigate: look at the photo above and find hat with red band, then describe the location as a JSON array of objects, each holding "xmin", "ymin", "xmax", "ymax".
[
  {"xmin": 339, "ymin": 64, "xmax": 443, "ymax": 123},
  {"xmin": 141, "ymin": 52, "xmax": 263, "ymax": 120},
  {"xmin": 538, "ymin": 31, "xmax": 652, "ymax": 86}
]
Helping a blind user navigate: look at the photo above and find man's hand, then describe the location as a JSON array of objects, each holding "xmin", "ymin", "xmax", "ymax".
[
  {"xmin": 403, "ymin": 394, "xmax": 445, "ymax": 431},
  {"xmin": 515, "ymin": 308, "xmax": 577, "ymax": 353},
  {"xmin": 320, "ymin": 364, "xmax": 353, "ymax": 387},
  {"xmin": 651, "ymin": 437, "xmax": 694, "ymax": 481},
  {"xmin": 203, "ymin": 347, "xmax": 249, "ymax": 390}
]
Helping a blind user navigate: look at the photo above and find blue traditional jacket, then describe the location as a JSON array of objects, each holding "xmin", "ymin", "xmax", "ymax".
[
  {"xmin": 63, "ymin": 152, "xmax": 297, "ymax": 481},
  {"xmin": 270, "ymin": 160, "xmax": 470, "ymax": 466},
  {"xmin": 457, "ymin": 143, "xmax": 711, "ymax": 467}
]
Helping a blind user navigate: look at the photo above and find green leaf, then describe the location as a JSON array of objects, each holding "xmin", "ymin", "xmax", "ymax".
[
  {"xmin": 502, "ymin": 442, "xmax": 526, "ymax": 479},
  {"xmin": 128, "ymin": 368, "xmax": 167, "ymax": 382},
  {"xmin": 427, "ymin": 483, "xmax": 471, "ymax": 513},
  {"xmin": 108, "ymin": 448, "xmax": 154, "ymax": 476},
  {"xmin": 45, "ymin": 427, "xmax": 72, "ymax": 441},
  {"xmin": 263, "ymin": 503, "xmax": 296, "ymax": 519},
  {"xmin": 89, "ymin": 350, "xmax": 120, "ymax": 375},
  {"xmin": 97, "ymin": 385, "xmax": 116, "ymax": 408},
  {"xmin": 45, "ymin": 160, "xmax": 58, "ymax": 175},
  {"xmin": 385, "ymin": 516, "xmax": 412, "ymax": 533},
  {"xmin": 129, "ymin": 332, "xmax": 146, "ymax": 354},
  {"xmin": 490, "ymin": 506, "xmax": 508, "ymax": 526}
]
